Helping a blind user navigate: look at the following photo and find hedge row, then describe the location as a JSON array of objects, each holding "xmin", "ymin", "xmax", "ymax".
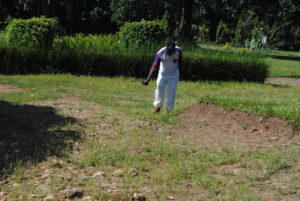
[
  {"xmin": 119, "ymin": 20, "xmax": 165, "ymax": 48},
  {"xmin": 5, "ymin": 17, "xmax": 59, "ymax": 49},
  {"xmin": 0, "ymin": 47, "xmax": 269, "ymax": 82}
]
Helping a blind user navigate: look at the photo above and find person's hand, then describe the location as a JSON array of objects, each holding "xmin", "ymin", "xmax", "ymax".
[{"xmin": 141, "ymin": 80, "xmax": 149, "ymax": 85}]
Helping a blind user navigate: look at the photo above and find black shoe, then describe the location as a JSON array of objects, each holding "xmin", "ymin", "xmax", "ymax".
[{"xmin": 153, "ymin": 107, "xmax": 161, "ymax": 113}]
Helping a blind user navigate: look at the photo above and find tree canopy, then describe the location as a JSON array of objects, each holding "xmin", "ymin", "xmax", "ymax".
[{"xmin": 0, "ymin": 0, "xmax": 299, "ymax": 50}]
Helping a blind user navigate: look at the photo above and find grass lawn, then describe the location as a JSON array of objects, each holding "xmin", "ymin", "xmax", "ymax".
[
  {"xmin": 200, "ymin": 43, "xmax": 300, "ymax": 78},
  {"xmin": 267, "ymin": 58, "xmax": 300, "ymax": 77},
  {"xmin": 1, "ymin": 74, "xmax": 300, "ymax": 200}
]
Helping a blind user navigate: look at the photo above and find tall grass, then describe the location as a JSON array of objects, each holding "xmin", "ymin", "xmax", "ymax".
[
  {"xmin": 52, "ymin": 34, "xmax": 201, "ymax": 55},
  {"xmin": 0, "ymin": 46, "xmax": 269, "ymax": 82},
  {"xmin": 0, "ymin": 31, "xmax": 8, "ymax": 48},
  {"xmin": 0, "ymin": 33, "xmax": 269, "ymax": 82},
  {"xmin": 53, "ymin": 34, "xmax": 122, "ymax": 54}
]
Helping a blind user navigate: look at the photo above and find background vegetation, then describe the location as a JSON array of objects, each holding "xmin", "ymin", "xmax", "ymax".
[
  {"xmin": 0, "ymin": 25, "xmax": 269, "ymax": 82},
  {"xmin": 0, "ymin": 0, "xmax": 299, "ymax": 51}
]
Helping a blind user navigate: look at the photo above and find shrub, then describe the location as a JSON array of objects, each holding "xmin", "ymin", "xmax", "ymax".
[
  {"xmin": 118, "ymin": 20, "xmax": 165, "ymax": 48},
  {"xmin": 195, "ymin": 25, "xmax": 210, "ymax": 43},
  {"xmin": 215, "ymin": 20, "xmax": 231, "ymax": 44},
  {"xmin": 0, "ymin": 47, "xmax": 269, "ymax": 82},
  {"xmin": 245, "ymin": 17, "xmax": 264, "ymax": 50},
  {"xmin": 182, "ymin": 52, "xmax": 269, "ymax": 82},
  {"xmin": 0, "ymin": 31, "xmax": 8, "ymax": 48},
  {"xmin": 5, "ymin": 17, "xmax": 59, "ymax": 49},
  {"xmin": 233, "ymin": 17, "xmax": 243, "ymax": 46}
]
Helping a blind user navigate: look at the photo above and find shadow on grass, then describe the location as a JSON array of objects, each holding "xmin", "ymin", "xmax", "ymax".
[
  {"xmin": 200, "ymin": 47, "xmax": 300, "ymax": 61},
  {"xmin": 265, "ymin": 83, "xmax": 290, "ymax": 88},
  {"xmin": 270, "ymin": 55, "xmax": 300, "ymax": 61},
  {"xmin": 0, "ymin": 101, "xmax": 80, "ymax": 178}
]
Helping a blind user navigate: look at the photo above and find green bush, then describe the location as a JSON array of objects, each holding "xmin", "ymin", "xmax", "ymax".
[
  {"xmin": 233, "ymin": 17, "xmax": 243, "ymax": 46},
  {"xmin": 215, "ymin": 20, "xmax": 231, "ymax": 44},
  {"xmin": 183, "ymin": 52, "xmax": 269, "ymax": 82},
  {"xmin": 194, "ymin": 25, "xmax": 210, "ymax": 43},
  {"xmin": 5, "ymin": 17, "xmax": 59, "ymax": 49},
  {"xmin": 0, "ymin": 31, "xmax": 8, "ymax": 48},
  {"xmin": 245, "ymin": 17, "xmax": 264, "ymax": 50},
  {"xmin": 118, "ymin": 20, "xmax": 165, "ymax": 48},
  {"xmin": 0, "ymin": 47, "xmax": 269, "ymax": 82}
]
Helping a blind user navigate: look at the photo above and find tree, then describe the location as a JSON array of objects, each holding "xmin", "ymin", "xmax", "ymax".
[
  {"xmin": 182, "ymin": 0, "xmax": 194, "ymax": 39},
  {"xmin": 109, "ymin": 0, "xmax": 165, "ymax": 25},
  {"xmin": 0, "ymin": 0, "xmax": 116, "ymax": 34}
]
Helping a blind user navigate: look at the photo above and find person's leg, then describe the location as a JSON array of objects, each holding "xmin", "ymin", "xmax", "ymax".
[
  {"xmin": 153, "ymin": 74, "xmax": 167, "ymax": 109},
  {"xmin": 166, "ymin": 76, "xmax": 179, "ymax": 111}
]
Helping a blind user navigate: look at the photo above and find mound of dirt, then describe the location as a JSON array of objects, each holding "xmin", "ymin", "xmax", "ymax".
[{"xmin": 172, "ymin": 103, "xmax": 300, "ymax": 148}]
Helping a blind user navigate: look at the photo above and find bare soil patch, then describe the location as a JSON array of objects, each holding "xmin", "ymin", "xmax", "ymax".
[
  {"xmin": 32, "ymin": 96, "xmax": 103, "ymax": 121},
  {"xmin": 0, "ymin": 84, "xmax": 23, "ymax": 93},
  {"xmin": 171, "ymin": 103, "xmax": 300, "ymax": 148},
  {"xmin": 265, "ymin": 78, "xmax": 300, "ymax": 86}
]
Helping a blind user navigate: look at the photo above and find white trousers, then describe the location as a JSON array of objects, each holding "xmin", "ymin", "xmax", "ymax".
[{"xmin": 153, "ymin": 72, "xmax": 179, "ymax": 110}]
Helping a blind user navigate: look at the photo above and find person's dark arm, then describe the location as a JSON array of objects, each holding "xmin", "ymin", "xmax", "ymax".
[
  {"xmin": 142, "ymin": 52, "xmax": 161, "ymax": 85},
  {"xmin": 141, "ymin": 65, "xmax": 156, "ymax": 85}
]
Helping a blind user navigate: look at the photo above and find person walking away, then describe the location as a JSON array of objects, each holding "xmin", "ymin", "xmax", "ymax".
[{"xmin": 142, "ymin": 41, "xmax": 183, "ymax": 113}]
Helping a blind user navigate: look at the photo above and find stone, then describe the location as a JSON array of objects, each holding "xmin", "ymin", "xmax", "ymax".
[
  {"xmin": 129, "ymin": 168, "xmax": 138, "ymax": 177},
  {"xmin": 41, "ymin": 173, "xmax": 50, "ymax": 179},
  {"xmin": 167, "ymin": 196, "xmax": 175, "ymax": 200},
  {"xmin": 58, "ymin": 187, "xmax": 83, "ymax": 199},
  {"xmin": 132, "ymin": 193, "xmax": 146, "ymax": 201},
  {"xmin": 29, "ymin": 194, "xmax": 36, "ymax": 198},
  {"xmin": 82, "ymin": 196, "xmax": 93, "ymax": 201},
  {"xmin": 43, "ymin": 194, "xmax": 55, "ymax": 201},
  {"xmin": 251, "ymin": 128, "xmax": 258, "ymax": 132},
  {"xmin": 92, "ymin": 171, "xmax": 106, "ymax": 178},
  {"xmin": 113, "ymin": 169, "xmax": 123, "ymax": 177}
]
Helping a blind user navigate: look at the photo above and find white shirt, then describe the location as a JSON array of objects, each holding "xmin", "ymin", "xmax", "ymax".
[{"xmin": 152, "ymin": 46, "xmax": 182, "ymax": 74}]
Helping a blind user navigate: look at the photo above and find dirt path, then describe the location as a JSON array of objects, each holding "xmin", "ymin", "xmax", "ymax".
[
  {"xmin": 265, "ymin": 77, "xmax": 300, "ymax": 87},
  {"xmin": 171, "ymin": 102, "xmax": 300, "ymax": 148},
  {"xmin": 0, "ymin": 84, "xmax": 23, "ymax": 93}
]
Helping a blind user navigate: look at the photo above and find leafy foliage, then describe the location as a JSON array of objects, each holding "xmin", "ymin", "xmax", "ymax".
[
  {"xmin": 215, "ymin": 20, "xmax": 231, "ymax": 44},
  {"xmin": 268, "ymin": 0, "xmax": 300, "ymax": 50},
  {"xmin": 194, "ymin": 24, "xmax": 210, "ymax": 43},
  {"xmin": 233, "ymin": 17, "xmax": 243, "ymax": 46},
  {"xmin": 118, "ymin": 20, "xmax": 165, "ymax": 48},
  {"xmin": 5, "ymin": 17, "xmax": 59, "ymax": 49},
  {"xmin": 1, "ymin": 0, "xmax": 299, "ymax": 50},
  {"xmin": 0, "ymin": 46, "xmax": 269, "ymax": 82},
  {"xmin": 109, "ymin": 0, "xmax": 165, "ymax": 25}
]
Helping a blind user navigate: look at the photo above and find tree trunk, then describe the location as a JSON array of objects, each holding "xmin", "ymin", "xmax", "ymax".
[{"xmin": 183, "ymin": 0, "xmax": 193, "ymax": 39}]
